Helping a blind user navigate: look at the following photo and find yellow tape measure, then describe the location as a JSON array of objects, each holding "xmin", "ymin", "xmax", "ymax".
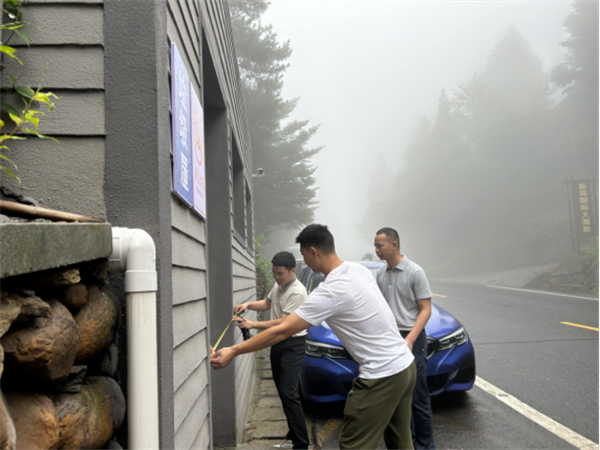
[{"xmin": 212, "ymin": 314, "xmax": 238, "ymax": 352}]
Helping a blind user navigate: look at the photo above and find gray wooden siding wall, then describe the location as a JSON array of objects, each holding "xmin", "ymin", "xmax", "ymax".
[
  {"xmin": 232, "ymin": 236, "xmax": 257, "ymax": 436},
  {"xmin": 167, "ymin": 1, "xmax": 212, "ymax": 449},
  {"xmin": 169, "ymin": 0, "xmax": 256, "ymax": 447},
  {"xmin": 0, "ymin": 0, "xmax": 106, "ymax": 218},
  {"xmin": 200, "ymin": 0, "xmax": 253, "ymax": 185},
  {"xmin": 201, "ymin": 1, "xmax": 257, "ymax": 442}
]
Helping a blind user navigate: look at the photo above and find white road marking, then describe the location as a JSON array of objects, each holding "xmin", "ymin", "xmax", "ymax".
[
  {"xmin": 485, "ymin": 285, "xmax": 599, "ymax": 301},
  {"xmin": 475, "ymin": 376, "xmax": 599, "ymax": 450}
]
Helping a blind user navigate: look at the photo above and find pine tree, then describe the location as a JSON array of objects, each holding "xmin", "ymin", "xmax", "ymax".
[
  {"xmin": 230, "ymin": 0, "xmax": 322, "ymax": 239},
  {"xmin": 551, "ymin": 0, "xmax": 599, "ymax": 175},
  {"xmin": 361, "ymin": 27, "xmax": 563, "ymax": 275}
]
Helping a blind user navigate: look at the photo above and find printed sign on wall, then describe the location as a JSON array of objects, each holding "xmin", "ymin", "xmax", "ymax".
[
  {"xmin": 171, "ymin": 42, "xmax": 193, "ymax": 207},
  {"xmin": 191, "ymin": 85, "xmax": 206, "ymax": 218}
]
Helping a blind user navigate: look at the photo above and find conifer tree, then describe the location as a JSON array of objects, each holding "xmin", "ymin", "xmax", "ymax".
[
  {"xmin": 361, "ymin": 27, "xmax": 565, "ymax": 274},
  {"xmin": 551, "ymin": 0, "xmax": 599, "ymax": 174},
  {"xmin": 230, "ymin": 0, "xmax": 322, "ymax": 239}
]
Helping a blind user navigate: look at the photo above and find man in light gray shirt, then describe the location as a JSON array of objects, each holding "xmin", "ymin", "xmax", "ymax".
[
  {"xmin": 234, "ymin": 251, "xmax": 309, "ymax": 449},
  {"xmin": 374, "ymin": 227, "xmax": 435, "ymax": 450}
]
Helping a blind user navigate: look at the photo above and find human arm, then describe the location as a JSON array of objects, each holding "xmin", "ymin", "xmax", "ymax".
[
  {"xmin": 234, "ymin": 298, "xmax": 271, "ymax": 315},
  {"xmin": 233, "ymin": 313, "xmax": 287, "ymax": 330},
  {"xmin": 404, "ymin": 270, "xmax": 433, "ymax": 351},
  {"xmin": 403, "ymin": 298, "xmax": 432, "ymax": 351},
  {"xmin": 211, "ymin": 312, "xmax": 311, "ymax": 369},
  {"xmin": 236, "ymin": 291, "xmax": 305, "ymax": 330}
]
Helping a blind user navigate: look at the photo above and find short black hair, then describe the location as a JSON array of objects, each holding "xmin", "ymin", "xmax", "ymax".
[
  {"xmin": 271, "ymin": 251, "xmax": 296, "ymax": 270},
  {"xmin": 376, "ymin": 227, "xmax": 400, "ymax": 249},
  {"xmin": 295, "ymin": 224, "xmax": 335, "ymax": 254}
]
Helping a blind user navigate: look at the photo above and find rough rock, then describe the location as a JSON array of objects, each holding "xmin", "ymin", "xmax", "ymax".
[
  {"xmin": 1, "ymin": 300, "xmax": 79, "ymax": 383},
  {"xmin": 80, "ymin": 259, "xmax": 110, "ymax": 282},
  {"xmin": 60, "ymin": 284, "xmax": 88, "ymax": 312},
  {"xmin": 53, "ymin": 376, "xmax": 126, "ymax": 450},
  {"xmin": 74, "ymin": 285, "xmax": 120, "ymax": 364},
  {"xmin": 88, "ymin": 344, "xmax": 118, "ymax": 378},
  {"xmin": 0, "ymin": 393, "xmax": 16, "ymax": 450},
  {"xmin": 103, "ymin": 438, "xmax": 123, "ymax": 449},
  {"xmin": 4, "ymin": 390, "xmax": 59, "ymax": 450},
  {"xmin": 52, "ymin": 365, "xmax": 87, "ymax": 394},
  {"xmin": 30, "ymin": 268, "xmax": 81, "ymax": 288},
  {"xmin": 0, "ymin": 291, "xmax": 51, "ymax": 337}
]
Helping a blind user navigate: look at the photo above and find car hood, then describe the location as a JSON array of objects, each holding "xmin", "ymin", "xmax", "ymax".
[
  {"xmin": 306, "ymin": 303, "xmax": 461, "ymax": 345},
  {"xmin": 425, "ymin": 303, "xmax": 462, "ymax": 338},
  {"xmin": 306, "ymin": 320, "xmax": 341, "ymax": 346}
]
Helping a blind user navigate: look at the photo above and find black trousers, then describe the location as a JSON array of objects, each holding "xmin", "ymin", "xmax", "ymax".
[
  {"xmin": 400, "ymin": 329, "xmax": 435, "ymax": 450},
  {"xmin": 270, "ymin": 336, "xmax": 309, "ymax": 449}
]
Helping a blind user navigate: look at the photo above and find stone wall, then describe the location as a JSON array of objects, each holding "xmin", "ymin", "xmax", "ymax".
[{"xmin": 0, "ymin": 261, "xmax": 125, "ymax": 450}]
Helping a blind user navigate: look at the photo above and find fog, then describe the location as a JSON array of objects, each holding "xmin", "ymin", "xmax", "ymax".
[{"xmin": 259, "ymin": 0, "xmax": 576, "ymax": 268}]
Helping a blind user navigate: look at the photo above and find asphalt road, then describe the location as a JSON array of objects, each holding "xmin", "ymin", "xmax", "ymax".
[{"xmin": 304, "ymin": 282, "xmax": 599, "ymax": 449}]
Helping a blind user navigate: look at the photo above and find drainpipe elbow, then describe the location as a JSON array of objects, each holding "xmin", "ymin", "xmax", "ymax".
[{"xmin": 109, "ymin": 227, "xmax": 157, "ymax": 293}]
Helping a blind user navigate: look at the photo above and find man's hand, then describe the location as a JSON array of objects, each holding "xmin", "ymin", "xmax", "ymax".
[
  {"xmin": 211, "ymin": 347, "xmax": 236, "ymax": 370},
  {"xmin": 234, "ymin": 303, "xmax": 248, "ymax": 315},
  {"xmin": 233, "ymin": 316, "xmax": 253, "ymax": 330},
  {"xmin": 404, "ymin": 335, "xmax": 415, "ymax": 352}
]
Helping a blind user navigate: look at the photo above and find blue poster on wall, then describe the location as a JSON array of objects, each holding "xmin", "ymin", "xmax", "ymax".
[{"xmin": 171, "ymin": 42, "xmax": 193, "ymax": 206}]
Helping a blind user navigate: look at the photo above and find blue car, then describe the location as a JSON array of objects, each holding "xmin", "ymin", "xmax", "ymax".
[{"xmin": 298, "ymin": 261, "xmax": 476, "ymax": 403}]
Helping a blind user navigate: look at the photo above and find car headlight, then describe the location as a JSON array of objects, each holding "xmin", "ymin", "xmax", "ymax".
[
  {"xmin": 437, "ymin": 326, "xmax": 467, "ymax": 352},
  {"xmin": 306, "ymin": 340, "xmax": 348, "ymax": 359},
  {"xmin": 426, "ymin": 336, "xmax": 438, "ymax": 359}
]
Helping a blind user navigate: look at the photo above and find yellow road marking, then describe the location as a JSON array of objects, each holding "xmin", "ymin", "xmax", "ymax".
[
  {"xmin": 561, "ymin": 322, "xmax": 599, "ymax": 331},
  {"xmin": 432, "ymin": 293, "xmax": 447, "ymax": 298}
]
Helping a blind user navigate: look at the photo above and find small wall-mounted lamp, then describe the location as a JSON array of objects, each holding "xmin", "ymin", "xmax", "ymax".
[{"xmin": 253, "ymin": 168, "xmax": 265, "ymax": 178}]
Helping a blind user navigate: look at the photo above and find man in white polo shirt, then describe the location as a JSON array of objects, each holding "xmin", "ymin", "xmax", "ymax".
[
  {"xmin": 233, "ymin": 251, "xmax": 309, "ymax": 449},
  {"xmin": 212, "ymin": 224, "xmax": 416, "ymax": 450}
]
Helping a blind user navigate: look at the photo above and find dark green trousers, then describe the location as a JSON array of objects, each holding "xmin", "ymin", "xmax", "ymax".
[{"xmin": 340, "ymin": 361, "xmax": 417, "ymax": 450}]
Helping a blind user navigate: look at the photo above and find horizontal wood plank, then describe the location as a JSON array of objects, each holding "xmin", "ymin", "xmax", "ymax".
[
  {"xmin": 173, "ymin": 330, "xmax": 207, "ymax": 391},
  {"xmin": 1, "ymin": 46, "xmax": 104, "ymax": 89},
  {"xmin": 172, "ymin": 229, "xmax": 206, "ymax": 270},
  {"xmin": 173, "ymin": 299, "xmax": 207, "ymax": 347},
  {"xmin": 7, "ymin": 4, "xmax": 103, "ymax": 45},
  {"xmin": 174, "ymin": 387, "xmax": 209, "ymax": 450},
  {"xmin": 171, "ymin": 196, "xmax": 206, "ymax": 243},
  {"xmin": 174, "ymin": 360, "xmax": 209, "ymax": 432},
  {"xmin": 172, "ymin": 266, "xmax": 206, "ymax": 305}
]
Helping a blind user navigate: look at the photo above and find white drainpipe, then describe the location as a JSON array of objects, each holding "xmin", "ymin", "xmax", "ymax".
[{"xmin": 109, "ymin": 227, "xmax": 159, "ymax": 450}]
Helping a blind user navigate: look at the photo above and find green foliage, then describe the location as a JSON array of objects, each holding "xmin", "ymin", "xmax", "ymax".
[
  {"xmin": 230, "ymin": 0, "xmax": 322, "ymax": 239},
  {"xmin": 1, "ymin": 0, "xmax": 59, "ymax": 187},
  {"xmin": 579, "ymin": 239, "xmax": 599, "ymax": 298},
  {"xmin": 360, "ymin": 16, "xmax": 597, "ymax": 276},
  {"xmin": 254, "ymin": 234, "xmax": 274, "ymax": 299},
  {"xmin": 580, "ymin": 245, "xmax": 600, "ymax": 274}
]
